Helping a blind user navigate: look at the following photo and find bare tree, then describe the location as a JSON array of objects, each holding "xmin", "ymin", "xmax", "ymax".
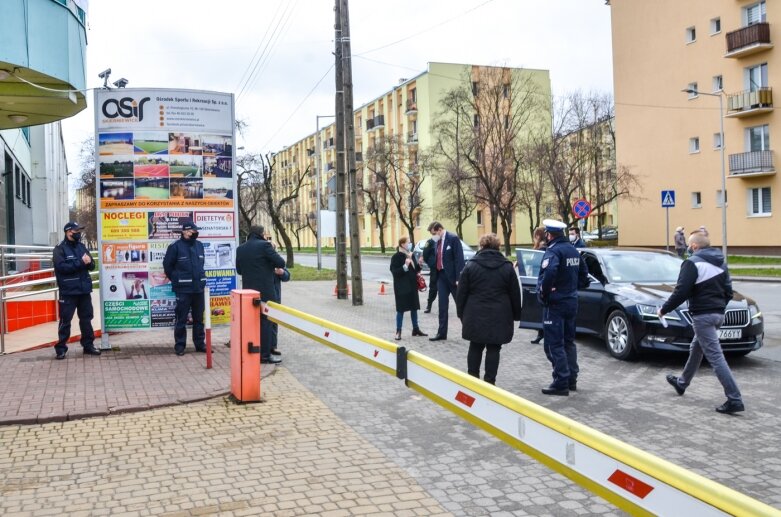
[
  {"xmin": 71, "ymin": 137, "xmax": 98, "ymax": 248},
  {"xmin": 459, "ymin": 66, "xmax": 545, "ymax": 255},
  {"xmin": 235, "ymin": 152, "xmax": 309, "ymax": 266},
  {"xmin": 368, "ymin": 135, "xmax": 428, "ymax": 244},
  {"xmin": 357, "ymin": 166, "xmax": 390, "ymax": 252},
  {"xmin": 431, "ymin": 88, "xmax": 479, "ymax": 238}
]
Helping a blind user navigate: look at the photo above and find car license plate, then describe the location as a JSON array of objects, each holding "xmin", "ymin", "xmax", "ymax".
[{"xmin": 718, "ymin": 329, "xmax": 742, "ymax": 340}]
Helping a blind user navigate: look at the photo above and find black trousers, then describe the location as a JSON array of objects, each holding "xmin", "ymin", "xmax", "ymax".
[
  {"xmin": 427, "ymin": 268, "xmax": 439, "ymax": 306},
  {"xmin": 467, "ymin": 342, "xmax": 502, "ymax": 384},
  {"xmin": 55, "ymin": 294, "xmax": 95, "ymax": 354},
  {"xmin": 174, "ymin": 292, "xmax": 205, "ymax": 352},
  {"xmin": 261, "ymin": 314, "xmax": 273, "ymax": 360},
  {"xmin": 436, "ymin": 273, "xmax": 458, "ymax": 337}
]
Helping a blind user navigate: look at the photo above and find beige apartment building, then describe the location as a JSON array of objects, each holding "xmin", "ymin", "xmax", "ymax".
[
  {"xmin": 271, "ymin": 62, "xmax": 551, "ymax": 249},
  {"xmin": 611, "ymin": 0, "xmax": 778, "ymax": 252}
]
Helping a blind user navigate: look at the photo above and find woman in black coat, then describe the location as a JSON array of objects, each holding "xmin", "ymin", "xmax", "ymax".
[
  {"xmin": 390, "ymin": 236, "xmax": 427, "ymax": 340},
  {"xmin": 456, "ymin": 233, "xmax": 522, "ymax": 385}
]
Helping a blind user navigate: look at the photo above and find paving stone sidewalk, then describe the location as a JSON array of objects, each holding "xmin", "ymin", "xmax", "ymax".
[
  {"xmin": 0, "ymin": 368, "xmax": 450, "ymax": 516},
  {"xmin": 0, "ymin": 328, "xmax": 243, "ymax": 425}
]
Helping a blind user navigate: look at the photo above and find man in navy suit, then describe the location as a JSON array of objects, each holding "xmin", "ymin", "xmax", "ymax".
[{"xmin": 428, "ymin": 221, "xmax": 465, "ymax": 341}]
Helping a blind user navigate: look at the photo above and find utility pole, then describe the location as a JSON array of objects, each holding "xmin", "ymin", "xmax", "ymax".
[
  {"xmin": 333, "ymin": 0, "xmax": 348, "ymax": 299},
  {"xmin": 340, "ymin": 0, "xmax": 363, "ymax": 305}
]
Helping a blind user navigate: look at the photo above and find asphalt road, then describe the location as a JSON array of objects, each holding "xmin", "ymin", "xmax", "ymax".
[{"xmin": 293, "ymin": 253, "xmax": 781, "ymax": 361}]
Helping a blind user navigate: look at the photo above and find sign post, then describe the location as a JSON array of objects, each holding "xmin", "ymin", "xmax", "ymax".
[
  {"xmin": 94, "ymin": 88, "xmax": 238, "ymax": 351},
  {"xmin": 661, "ymin": 190, "xmax": 676, "ymax": 252}
]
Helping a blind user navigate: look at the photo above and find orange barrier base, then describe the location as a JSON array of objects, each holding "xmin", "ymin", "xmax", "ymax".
[{"xmin": 230, "ymin": 289, "xmax": 261, "ymax": 403}]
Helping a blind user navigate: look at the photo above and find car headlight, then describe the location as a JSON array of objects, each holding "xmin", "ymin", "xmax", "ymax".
[
  {"xmin": 636, "ymin": 304, "xmax": 660, "ymax": 318},
  {"xmin": 750, "ymin": 304, "xmax": 763, "ymax": 321}
]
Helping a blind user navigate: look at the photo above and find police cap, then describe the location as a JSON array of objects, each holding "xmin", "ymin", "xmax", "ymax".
[{"xmin": 542, "ymin": 219, "xmax": 567, "ymax": 233}]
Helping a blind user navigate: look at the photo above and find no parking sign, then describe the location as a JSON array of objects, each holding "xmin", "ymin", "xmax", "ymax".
[{"xmin": 572, "ymin": 198, "xmax": 592, "ymax": 220}]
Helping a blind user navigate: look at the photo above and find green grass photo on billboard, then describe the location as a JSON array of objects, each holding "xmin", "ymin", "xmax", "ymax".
[
  {"xmin": 169, "ymin": 165, "xmax": 199, "ymax": 176},
  {"xmin": 135, "ymin": 140, "xmax": 169, "ymax": 154}
]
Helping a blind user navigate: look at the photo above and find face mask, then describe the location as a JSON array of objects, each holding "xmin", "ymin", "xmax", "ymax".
[
  {"xmin": 405, "ymin": 243, "xmax": 413, "ymax": 251},
  {"xmin": 431, "ymin": 234, "xmax": 441, "ymax": 242},
  {"xmin": 191, "ymin": 231, "xmax": 199, "ymax": 240},
  {"xmin": 72, "ymin": 232, "xmax": 82, "ymax": 242},
  {"xmin": 569, "ymin": 234, "xmax": 576, "ymax": 243}
]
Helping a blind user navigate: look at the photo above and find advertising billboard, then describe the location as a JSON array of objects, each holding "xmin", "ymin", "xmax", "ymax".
[{"xmin": 95, "ymin": 88, "xmax": 237, "ymax": 345}]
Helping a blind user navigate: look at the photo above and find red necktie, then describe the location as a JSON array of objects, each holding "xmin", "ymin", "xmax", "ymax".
[{"xmin": 437, "ymin": 236, "xmax": 444, "ymax": 271}]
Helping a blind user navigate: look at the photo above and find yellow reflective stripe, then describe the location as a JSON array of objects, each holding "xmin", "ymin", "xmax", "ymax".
[{"xmin": 407, "ymin": 351, "xmax": 780, "ymax": 517}]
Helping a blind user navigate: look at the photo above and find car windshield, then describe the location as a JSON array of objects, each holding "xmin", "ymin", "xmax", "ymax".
[{"xmin": 601, "ymin": 252, "xmax": 682, "ymax": 283}]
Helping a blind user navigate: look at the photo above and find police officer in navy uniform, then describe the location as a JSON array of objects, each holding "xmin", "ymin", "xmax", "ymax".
[
  {"xmin": 53, "ymin": 222, "xmax": 100, "ymax": 359},
  {"xmin": 163, "ymin": 220, "xmax": 207, "ymax": 356},
  {"xmin": 536, "ymin": 219, "xmax": 590, "ymax": 395}
]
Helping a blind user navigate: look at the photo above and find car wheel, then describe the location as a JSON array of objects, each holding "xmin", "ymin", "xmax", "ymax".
[{"xmin": 604, "ymin": 310, "xmax": 636, "ymax": 360}]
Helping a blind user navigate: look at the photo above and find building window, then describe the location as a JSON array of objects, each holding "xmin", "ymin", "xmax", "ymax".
[
  {"xmin": 26, "ymin": 178, "xmax": 31, "ymax": 208},
  {"xmin": 504, "ymin": 115, "xmax": 510, "ymax": 130},
  {"xmin": 472, "ymin": 81, "xmax": 479, "ymax": 96},
  {"xmin": 687, "ymin": 82, "xmax": 698, "ymax": 98},
  {"xmin": 20, "ymin": 127, "xmax": 30, "ymax": 145},
  {"xmin": 714, "ymin": 132, "xmax": 723, "ymax": 149},
  {"xmin": 477, "ymin": 210, "xmax": 483, "ymax": 226},
  {"xmin": 749, "ymin": 186, "xmax": 771, "ymax": 216},
  {"xmin": 745, "ymin": 1, "xmax": 767, "ymax": 26},
  {"xmin": 689, "ymin": 137, "xmax": 700, "ymax": 153},
  {"xmin": 503, "ymin": 84, "xmax": 509, "ymax": 98},
  {"xmin": 746, "ymin": 124, "xmax": 770, "ymax": 151},
  {"xmin": 14, "ymin": 165, "xmax": 21, "ymax": 199},
  {"xmin": 410, "ymin": 87, "xmax": 416, "ymax": 102},
  {"xmin": 710, "ymin": 18, "xmax": 721, "ymax": 35},
  {"xmin": 473, "ymin": 114, "xmax": 480, "ymax": 128},
  {"xmin": 716, "ymin": 189, "xmax": 727, "ymax": 208},
  {"xmin": 746, "ymin": 63, "xmax": 768, "ymax": 91},
  {"xmin": 712, "ymin": 75, "xmax": 723, "ymax": 93},
  {"xmin": 686, "ymin": 26, "xmax": 696, "ymax": 43},
  {"xmin": 692, "ymin": 191, "xmax": 702, "ymax": 208}
]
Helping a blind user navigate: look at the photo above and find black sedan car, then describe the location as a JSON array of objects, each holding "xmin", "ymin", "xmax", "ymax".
[{"xmin": 516, "ymin": 247, "xmax": 764, "ymax": 360}]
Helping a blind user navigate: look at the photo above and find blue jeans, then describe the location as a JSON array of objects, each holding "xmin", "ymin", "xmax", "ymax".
[
  {"xmin": 679, "ymin": 313, "xmax": 742, "ymax": 402},
  {"xmin": 542, "ymin": 303, "xmax": 578, "ymax": 389},
  {"xmin": 396, "ymin": 310, "xmax": 419, "ymax": 330}
]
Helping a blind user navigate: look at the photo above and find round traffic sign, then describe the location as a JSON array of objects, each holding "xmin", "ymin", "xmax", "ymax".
[{"xmin": 572, "ymin": 199, "xmax": 592, "ymax": 219}]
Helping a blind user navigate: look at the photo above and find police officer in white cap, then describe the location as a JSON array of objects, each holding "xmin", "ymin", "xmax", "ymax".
[{"xmin": 536, "ymin": 219, "xmax": 590, "ymax": 395}]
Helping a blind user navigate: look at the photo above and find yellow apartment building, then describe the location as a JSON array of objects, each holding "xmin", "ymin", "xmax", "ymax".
[
  {"xmin": 611, "ymin": 0, "xmax": 779, "ymax": 253},
  {"xmin": 271, "ymin": 62, "xmax": 551, "ymax": 249}
]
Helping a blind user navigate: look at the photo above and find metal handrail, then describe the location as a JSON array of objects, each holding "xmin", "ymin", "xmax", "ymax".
[
  {"xmin": 0, "ymin": 270, "xmax": 99, "ymax": 292},
  {"xmin": 2, "ymin": 253, "xmax": 54, "ymax": 260},
  {"xmin": 2, "ymin": 279, "xmax": 99, "ymax": 301},
  {"xmin": 0, "ymin": 244, "xmax": 56, "ymax": 251},
  {"xmin": 0, "ymin": 268, "xmax": 55, "ymax": 282}
]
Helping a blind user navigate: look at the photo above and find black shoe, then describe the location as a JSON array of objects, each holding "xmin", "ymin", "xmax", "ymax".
[
  {"xmin": 195, "ymin": 347, "xmax": 207, "ymax": 353},
  {"xmin": 568, "ymin": 382, "xmax": 577, "ymax": 392},
  {"xmin": 394, "ymin": 331, "xmax": 402, "ymax": 341},
  {"xmin": 55, "ymin": 351, "xmax": 67, "ymax": 360},
  {"xmin": 270, "ymin": 349, "xmax": 282, "ymax": 356},
  {"xmin": 412, "ymin": 328, "xmax": 428, "ymax": 337},
  {"xmin": 716, "ymin": 400, "xmax": 745, "ymax": 414},
  {"xmin": 261, "ymin": 356, "xmax": 282, "ymax": 364},
  {"xmin": 530, "ymin": 336, "xmax": 543, "ymax": 344},
  {"xmin": 175, "ymin": 350, "xmax": 185, "ymax": 356},
  {"xmin": 429, "ymin": 334, "xmax": 446, "ymax": 341},
  {"xmin": 541, "ymin": 386, "xmax": 569, "ymax": 396},
  {"xmin": 83, "ymin": 348, "xmax": 101, "ymax": 356},
  {"xmin": 424, "ymin": 305, "xmax": 432, "ymax": 314},
  {"xmin": 666, "ymin": 374, "xmax": 685, "ymax": 396}
]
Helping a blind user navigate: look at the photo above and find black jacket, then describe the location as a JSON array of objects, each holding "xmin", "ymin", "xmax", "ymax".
[
  {"xmin": 421, "ymin": 238, "xmax": 437, "ymax": 269},
  {"xmin": 53, "ymin": 239, "xmax": 95, "ymax": 296},
  {"xmin": 163, "ymin": 237, "xmax": 207, "ymax": 294},
  {"xmin": 661, "ymin": 247, "xmax": 733, "ymax": 316},
  {"xmin": 235, "ymin": 234, "xmax": 286, "ymax": 302},
  {"xmin": 390, "ymin": 250, "xmax": 421, "ymax": 313},
  {"xmin": 456, "ymin": 249, "xmax": 522, "ymax": 345}
]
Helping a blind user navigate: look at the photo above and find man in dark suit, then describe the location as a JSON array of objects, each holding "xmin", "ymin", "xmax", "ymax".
[
  {"xmin": 428, "ymin": 221, "xmax": 465, "ymax": 341},
  {"xmin": 419, "ymin": 237, "xmax": 438, "ymax": 313},
  {"xmin": 236, "ymin": 225, "xmax": 286, "ymax": 364}
]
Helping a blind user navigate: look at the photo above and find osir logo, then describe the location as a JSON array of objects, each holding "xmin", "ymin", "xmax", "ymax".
[{"xmin": 102, "ymin": 96, "xmax": 151, "ymax": 121}]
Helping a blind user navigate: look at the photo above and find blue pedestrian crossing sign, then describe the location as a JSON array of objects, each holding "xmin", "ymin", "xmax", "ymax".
[{"xmin": 661, "ymin": 190, "xmax": 676, "ymax": 208}]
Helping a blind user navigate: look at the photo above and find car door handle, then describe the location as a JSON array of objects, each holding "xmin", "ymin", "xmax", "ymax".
[{"xmin": 524, "ymin": 288, "xmax": 537, "ymax": 294}]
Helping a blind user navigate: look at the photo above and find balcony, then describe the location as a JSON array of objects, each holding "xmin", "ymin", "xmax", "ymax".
[
  {"xmin": 366, "ymin": 118, "xmax": 375, "ymax": 131},
  {"xmin": 726, "ymin": 88, "xmax": 773, "ymax": 118},
  {"xmin": 373, "ymin": 115, "xmax": 385, "ymax": 129},
  {"xmin": 326, "ymin": 162, "xmax": 335, "ymax": 171},
  {"xmin": 406, "ymin": 132, "xmax": 418, "ymax": 145},
  {"xmin": 405, "ymin": 99, "xmax": 418, "ymax": 114},
  {"xmin": 323, "ymin": 137, "xmax": 335, "ymax": 149},
  {"xmin": 728, "ymin": 150, "xmax": 776, "ymax": 178},
  {"xmin": 725, "ymin": 22, "xmax": 773, "ymax": 58}
]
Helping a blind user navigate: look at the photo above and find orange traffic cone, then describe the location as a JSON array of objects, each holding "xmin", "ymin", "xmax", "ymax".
[
  {"xmin": 333, "ymin": 284, "xmax": 351, "ymax": 296},
  {"xmin": 378, "ymin": 282, "xmax": 388, "ymax": 295}
]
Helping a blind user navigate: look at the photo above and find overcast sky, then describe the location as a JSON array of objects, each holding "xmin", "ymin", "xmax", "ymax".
[{"xmin": 62, "ymin": 0, "xmax": 613, "ymax": 187}]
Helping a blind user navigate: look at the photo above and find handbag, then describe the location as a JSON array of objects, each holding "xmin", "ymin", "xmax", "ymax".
[{"xmin": 416, "ymin": 272, "xmax": 427, "ymax": 292}]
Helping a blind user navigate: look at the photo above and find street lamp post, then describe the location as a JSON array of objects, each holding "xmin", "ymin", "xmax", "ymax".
[
  {"xmin": 683, "ymin": 88, "xmax": 728, "ymax": 261},
  {"xmin": 315, "ymin": 115, "xmax": 335, "ymax": 271}
]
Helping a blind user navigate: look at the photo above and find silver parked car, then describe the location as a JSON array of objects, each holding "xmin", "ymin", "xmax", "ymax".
[{"xmin": 413, "ymin": 238, "xmax": 476, "ymax": 273}]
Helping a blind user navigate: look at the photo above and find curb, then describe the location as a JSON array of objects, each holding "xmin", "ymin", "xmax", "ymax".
[{"xmin": 732, "ymin": 276, "xmax": 781, "ymax": 283}]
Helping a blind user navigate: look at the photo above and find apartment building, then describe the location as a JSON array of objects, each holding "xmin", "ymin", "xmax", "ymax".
[
  {"xmin": 611, "ymin": 0, "xmax": 778, "ymax": 252},
  {"xmin": 271, "ymin": 62, "xmax": 551, "ymax": 249}
]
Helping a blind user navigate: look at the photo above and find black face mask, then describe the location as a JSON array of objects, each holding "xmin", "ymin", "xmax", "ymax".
[
  {"xmin": 71, "ymin": 232, "xmax": 82, "ymax": 242},
  {"xmin": 191, "ymin": 231, "xmax": 199, "ymax": 240}
]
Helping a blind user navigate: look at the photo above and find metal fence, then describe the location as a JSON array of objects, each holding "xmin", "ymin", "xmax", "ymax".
[{"xmin": 0, "ymin": 244, "xmax": 99, "ymax": 354}]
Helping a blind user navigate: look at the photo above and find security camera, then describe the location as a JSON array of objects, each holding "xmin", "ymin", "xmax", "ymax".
[
  {"xmin": 98, "ymin": 68, "xmax": 112, "ymax": 88},
  {"xmin": 113, "ymin": 78, "xmax": 129, "ymax": 88}
]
